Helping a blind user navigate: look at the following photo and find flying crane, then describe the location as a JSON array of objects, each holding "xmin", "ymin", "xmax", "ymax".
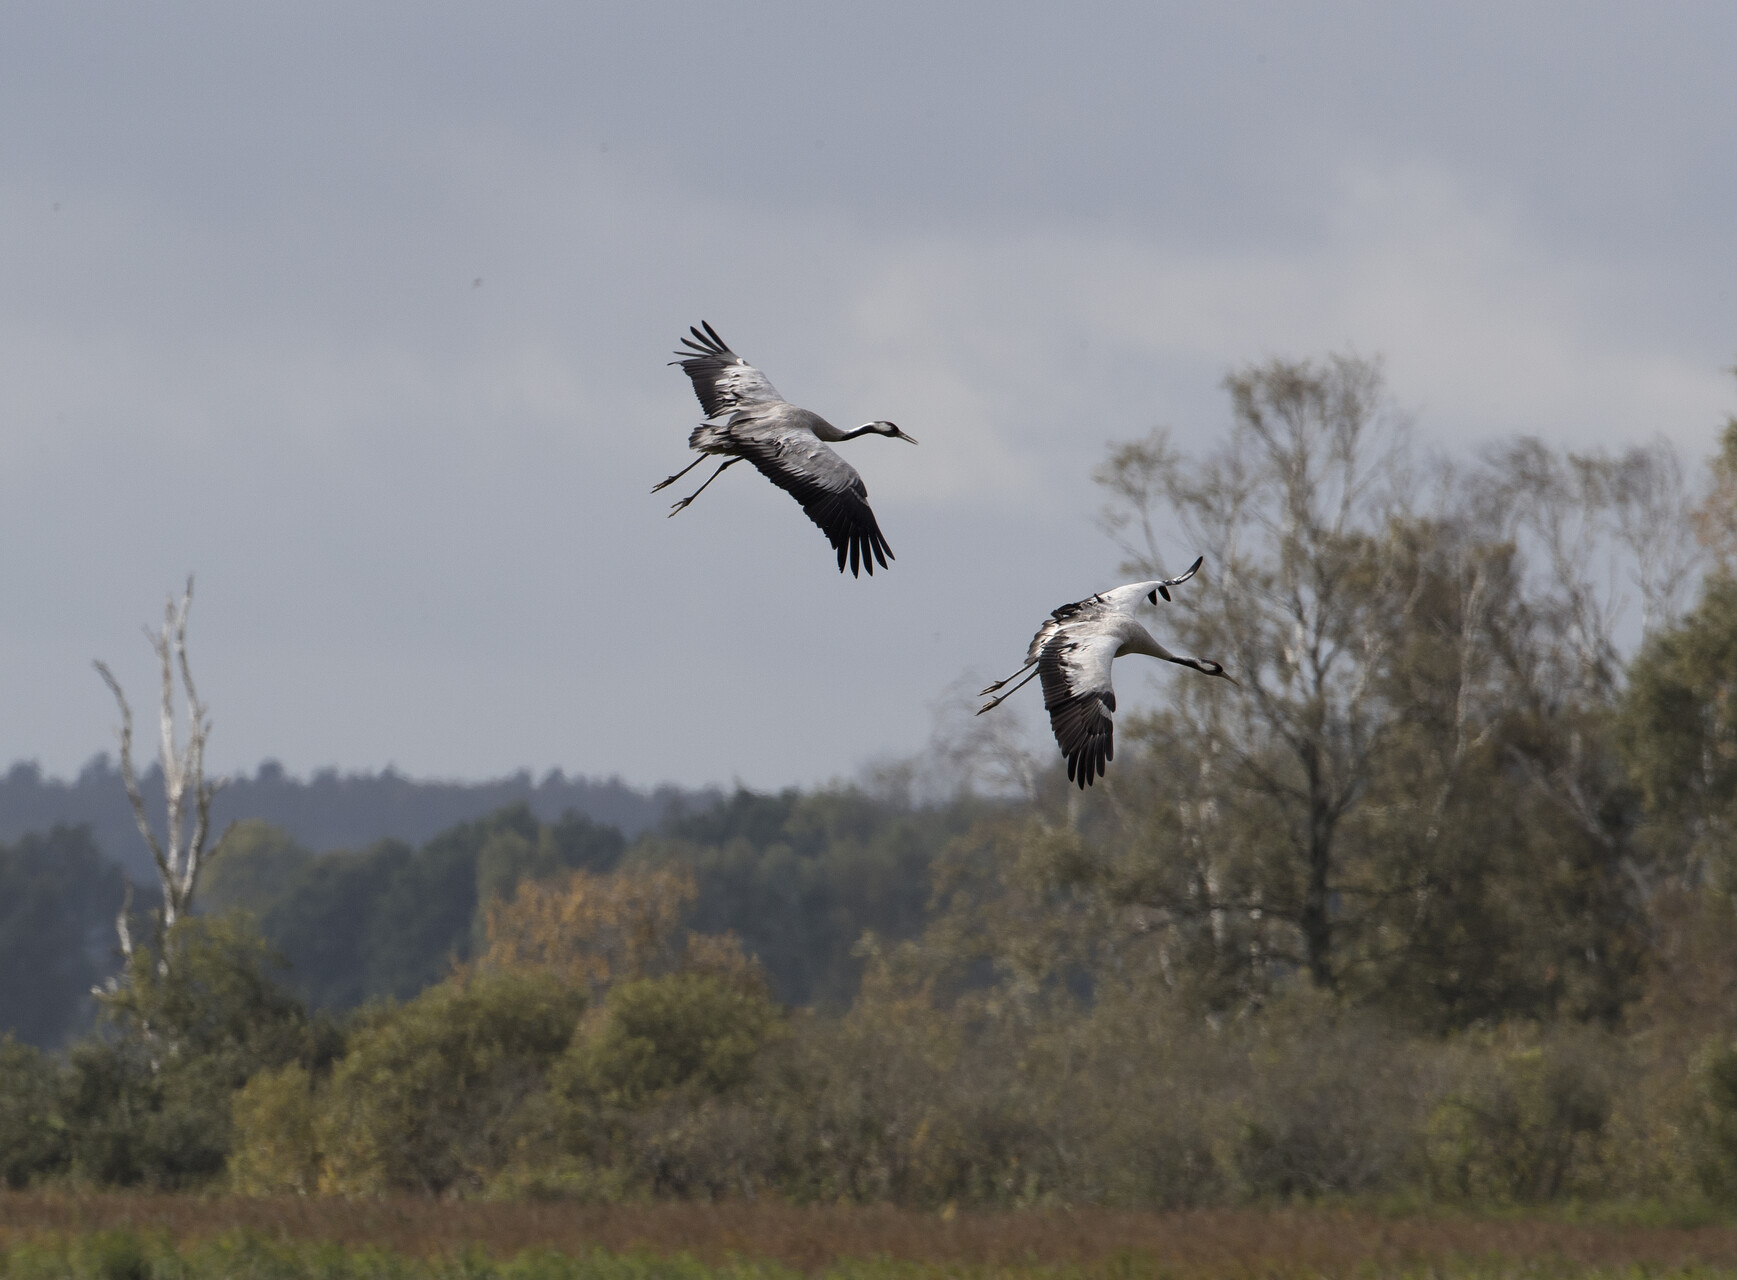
[
  {"xmin": 977, "ymin": 558, "xmax": 1236, "ymax": 787},
  {"xmin": 655, "ymin": 322, "xmax": 916, "ymax": 577}
]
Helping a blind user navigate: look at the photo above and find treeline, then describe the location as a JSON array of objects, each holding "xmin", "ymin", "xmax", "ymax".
[
  {"xmin": 0, "ymin": 757, "xmax": 712, "ymax": 883},
  {"xmin": 3, "ymin": 351, "xmax": 1737, "ymax": 1209},
  {"xmin": 0, "ymin": 784, "xmax": 978, "ymax": 1047},
  {"xmin": 0, "ymin": 826, "xmax": 123, "ymax": 1047},
  {"xmin": 198, "ymin": 785, "xmax": 978, "ymax": 1012}
]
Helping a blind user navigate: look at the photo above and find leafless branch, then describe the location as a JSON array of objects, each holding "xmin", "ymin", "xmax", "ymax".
[{"xmin": 93, "ymin": 576, "xmax": 229, "ymax": 960}]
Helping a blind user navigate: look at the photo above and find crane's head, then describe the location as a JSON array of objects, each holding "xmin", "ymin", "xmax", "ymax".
[
  {"xmin": 1193, "ymin": 659, "xmax": 1239, "ymax": 687},
  {"xmin": 863, "ymin": 420, "xmax": 918, "ymax": 444}
]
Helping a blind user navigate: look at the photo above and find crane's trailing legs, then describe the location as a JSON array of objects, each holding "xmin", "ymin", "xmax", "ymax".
[
  {"xmin": 651, "ymin": 455, "xmax": 709, "ymax": 494},
  {"xmin": 976, "ymin": 663, "xmax": 1041, "ymax": 715},
  {"xmin": 666, "ymin": 456, "xmax": 742, "ymax": 516}
]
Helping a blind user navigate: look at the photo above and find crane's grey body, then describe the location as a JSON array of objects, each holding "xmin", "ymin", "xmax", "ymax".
[
  {"xmin": 656, "ymin": 322, "xmax": 916, "ymax": 577},
  {"xmin": 977, "ymin": 558, "xmax": 1235, "ymax": 788}
]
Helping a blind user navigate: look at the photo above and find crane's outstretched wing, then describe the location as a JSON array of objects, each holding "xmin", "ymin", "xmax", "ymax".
[
  {"xmin": 672, "ymin": 322, "xmax": 785, "ymax": 418},
  {"xmin": 1018, "ymin": 591, "xmax": 1114, "ymax": 664},
  {"xmin": 1039, "ymin": 630, "xmax": 1120, "ymax": 788},
  {"xmin": 736, "ymin": 431, "xmax": 894, "ymax": 577}
]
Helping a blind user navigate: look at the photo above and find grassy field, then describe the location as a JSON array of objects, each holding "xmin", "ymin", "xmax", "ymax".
[{"xmin": 7, "ymin": 1197, "xmax": 1737, "ymax": 1278}]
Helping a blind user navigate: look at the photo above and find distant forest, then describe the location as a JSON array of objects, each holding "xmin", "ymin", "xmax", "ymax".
[
  {"xmin": 0, "ymin": 757, "xmax": 717, "ymax": 881},
  {"xmin": 0, "ymin": 757, "xmax": 727, "ymax": 1048},
  {"xmin": 0, "ymin": 776, "xmax": 975, "ymax": 1051}
]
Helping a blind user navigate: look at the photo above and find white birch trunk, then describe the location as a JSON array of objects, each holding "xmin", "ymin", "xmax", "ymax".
[{"xmin": 94, "ymin": 576, "xmax": 230, "ymax": 962}]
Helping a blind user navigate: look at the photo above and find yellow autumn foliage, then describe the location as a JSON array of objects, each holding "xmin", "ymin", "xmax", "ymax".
[{"xmin": 474, "ymin": 865, "xmax": 761, "ymax": 998}]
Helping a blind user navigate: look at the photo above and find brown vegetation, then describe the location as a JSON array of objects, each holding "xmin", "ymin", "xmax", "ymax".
[{"xmin": 6, "ymin": 1195, "xmax": 1737, "ymax": 1274}]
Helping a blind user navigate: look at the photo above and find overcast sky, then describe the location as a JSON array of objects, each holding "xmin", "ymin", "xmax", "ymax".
[{"xmin": 1, "ymin": 2, "xmax": 1732, "ymax": 791}]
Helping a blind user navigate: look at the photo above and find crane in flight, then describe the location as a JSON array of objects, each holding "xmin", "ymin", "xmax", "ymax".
[
  {"xmin": 656, "ymin": 322, "xmax": 917, "ymax": 577},
  {"xmin": 977, "ymin": 557, "xmax": 1236, "ymax": 788}
]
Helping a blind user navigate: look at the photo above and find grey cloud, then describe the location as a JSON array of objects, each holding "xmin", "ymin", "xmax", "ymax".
[{"xmin": 0, "ymin": 3, "xmax": 1732, "ymax": 789}]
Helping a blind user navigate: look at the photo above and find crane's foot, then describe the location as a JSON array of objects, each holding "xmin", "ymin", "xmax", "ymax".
[
  {"xmin": 652, "ymin": 455, "xmax": 708, "ymax": 493},
  {"xmin": 980, "ymin": 665, "xmax": 1033, "ymax": 697},
  {"xmin": 978, "ymin": 665, "xmax": 1039, "ymax": 710}
]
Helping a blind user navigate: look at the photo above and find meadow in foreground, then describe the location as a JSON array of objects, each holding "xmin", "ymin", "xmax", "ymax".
[{"xmin": 11, "ymin": 1200, "xmax": 1737, "ymax": 1280}]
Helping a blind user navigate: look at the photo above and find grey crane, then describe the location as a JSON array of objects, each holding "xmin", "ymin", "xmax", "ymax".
[
  {"xmin": 655, "ymin": 322, "xmax": 917, "ymax": 577},
  {"xmin": 976, "ymin": 557, "xmax": 1236, "ymax": 788}
]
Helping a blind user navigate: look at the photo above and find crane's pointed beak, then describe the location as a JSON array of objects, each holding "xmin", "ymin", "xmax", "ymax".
[{"xmin": 896, "ymin": 428, "xmax": 918, "ymax": 445}]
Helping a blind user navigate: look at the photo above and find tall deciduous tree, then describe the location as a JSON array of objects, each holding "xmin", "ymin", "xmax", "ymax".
[
  {"xmin": 1093, "ymin": 356, "xmax": 1692, "ymax": 1011},
  {"xmin": 1095, "ymin": 354, "xmax": 1420, "ymax": 989}
]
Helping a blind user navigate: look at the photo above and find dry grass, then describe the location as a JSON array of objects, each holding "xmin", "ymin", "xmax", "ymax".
[{"xmin": 3, "ymin": 1196, "xmax": 1737, "ymax": 1275}]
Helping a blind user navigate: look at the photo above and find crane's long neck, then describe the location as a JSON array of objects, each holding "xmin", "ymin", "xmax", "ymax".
[
  {"xmin": 810, "ymin": 419, "xmax": 893, "ymax": 443},
  {"xmin": 1122, "ymin": 622, "xmax": 1202, "ymax": 667},
  {"xmin": 1120, "ymin": 622, "xmax": 1222, "ymax": 677},
  {"xmin": 805, "ymin": 417, "xmax": 851, "ymax": 442},
  {"xmin": 1117, "ymin": 622, "xmax": 1173, "ymax": 661}
]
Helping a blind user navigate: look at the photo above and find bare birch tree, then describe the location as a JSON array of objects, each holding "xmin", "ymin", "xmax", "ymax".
[{"xmin": 94, "ymin": 576, "xmax": 230, "ymax": 960}]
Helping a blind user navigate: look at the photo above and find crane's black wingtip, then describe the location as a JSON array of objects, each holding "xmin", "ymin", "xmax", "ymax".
[
  {"xmin": 1066, "ymin": 753, "xmax": 1101, "ymax": 788},
  {"xmin": 678, "ymin": 322, "xmax": 730, "ymax": 358}
]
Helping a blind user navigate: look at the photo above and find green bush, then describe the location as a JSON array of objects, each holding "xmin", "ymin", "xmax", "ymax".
[
  {"xmin": 1692, "ymin": 1039, "xmax": 1737, "ymax": 1204},
  {"xmin": 58, "ymin": 914, "xmax": 324, "ymax": 1189},
  {"xmin": 561, "ymin": 972, "xmax": 783, "ymax": 1108},
  {"xmin": 1425, "ymin": 1029, "xmax": 1617, "ymax": 1204},
  {"xmin": 229, "ymin": 1061, "xmax": 320, "ymax": 1195},
  {"xmin": 0, "ymin": 1033, "xmax": 65, "ymax": 1187},
  {"xmin": 317, "ymin": 969, "xmax": 585, "ymax": 1194}
]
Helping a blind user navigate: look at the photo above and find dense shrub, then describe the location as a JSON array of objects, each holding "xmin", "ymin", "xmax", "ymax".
[
  {"xmin": 561, "ymin": 972, "xmax": 783, "ymax": 1107},
  {"xmin": 0, "ymin": 1034, "xmax": 64, "ymax": 1187},
  {"xmin": 1423, "ymin": 1028, "xmax": 1619, "ymax": 1204},
  {"xmin": 58, "ymin": 914, "xmax": 324, "ymax": 1190},
  {"xmin": 228, "ymin": 1062, "xmax": 319, "ymax": 1195},
  {"xmin": 314, "ymin": 970, "xmax": 585, "ymax": 1194}
]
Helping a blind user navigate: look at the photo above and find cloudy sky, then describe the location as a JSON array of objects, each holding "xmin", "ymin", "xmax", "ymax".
[{"xmin": 1, "ymin": 3, "xmax": 1732, "ymax": 790}]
